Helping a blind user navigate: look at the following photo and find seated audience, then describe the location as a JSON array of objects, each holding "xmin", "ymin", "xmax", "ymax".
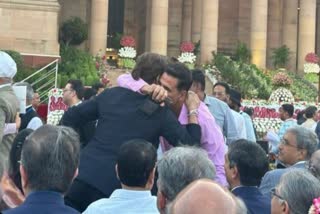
[
  {"xmin": 1, "ymin": 129, "xmax": 33, "ymax": 209},
  {"xmin": 271, "ymin": 169, "xmax": 320, "ymax": 214},
  {"xmin": 156, "ymin": 146, "xmax": 216, "ymax": 214},
  {"xmin": 3, "ymin": 125, "xmax": 80, "ymax": 214},
  {"xmin": 225, "ymin": 139, "xmax": 270, "ymax": 214},
  {"xmin": 170, "ymin": 179, "xmax": 247, "ymax": 214},
  {"xmin": 260, "ymin": 127, "xmax": 318, "ymax": 199},
  {"xmin": 83, "ymin": 139, "xmax": 158, "ymax": 214}
]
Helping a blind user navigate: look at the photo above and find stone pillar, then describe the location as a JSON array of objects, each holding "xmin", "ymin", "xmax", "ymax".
[
  {"xmin": 200, "ymin": 0, "xmax": 218, "ymax": 63},
  {"xmin": 317, "ymin": 1, "xmax": 320, "ymax": 56},
  {"xmin": 145, "ymin": 0, "xmax": 152, "ymax": 51},
  {"xmin": 282, "ymin": 0, "xmax": 298, "ymax": 71},
  {"xmin": 250, "ymin": 0, "xmax": 268, "ymax": 68},
  {"xmin": 181, "ymin": 0, "xmax": 192, "ymax": 42},
  {"xmin": 89, "ymin": 0, "xmax": 109, "ymax": 55},
  {"xmin": 297, "ymin": 0, "xmax": 317, "ymax": 74},
  {"xmin": 167, "ymin": 0, "xmax": 183, "ymax": 57},
  {"xmin": 191, "ymin": 0, "xmax": 202, "ymax": 43},
  {"xmin": 266, "ymin": 0, "xmax": 283, "ymax": 68},
  {"xmin": 150, "ymin": 0, "xmax": 168, "ymax": 55}
]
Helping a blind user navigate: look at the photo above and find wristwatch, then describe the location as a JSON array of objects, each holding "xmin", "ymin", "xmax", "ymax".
[{"xmin": 188, "ymin": 109, "xmax": 199, "ymax": 117}]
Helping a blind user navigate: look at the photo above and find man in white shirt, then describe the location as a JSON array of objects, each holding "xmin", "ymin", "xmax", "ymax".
[
  {"xmin": 84, "ymin": 139, "xmax": 159, "ymax": 214},
  {"xmin": 14, "ymin": 82, "xmax": 42, "ymax": 131}
]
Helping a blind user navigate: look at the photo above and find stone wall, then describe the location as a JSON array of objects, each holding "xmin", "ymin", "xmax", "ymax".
[{"xmin": 0, "ymin": 0, "xmax": 60, "ymax": 55}]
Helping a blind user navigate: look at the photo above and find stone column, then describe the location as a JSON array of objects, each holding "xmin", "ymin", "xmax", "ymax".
[
  {"xmin": 167, "ymin": 0, "xmax": 183, "ymax": 57},
  {"xmin": 250, "ymin": 0, "xmax": 268, "ymax": 68},
  {"xmin": 145, "ymin": 0, "xmax": 152, "ymax": 51},
  {"xmin": 282, "ymin": 0, "xmax": 298, "ymax": 71},
  {"xmin": 191, "ymin": 0, "xmax": 202, "ymax": 43},
  {"xmin": 181, "ymin": 0, "xmax": 192, "ymax": 42},
  {"xmin": 89, "ymin": 0, "xmax": 109, "ymax": 55},
  {"xmin": 317, "ymin": 1, "xmax": 320, "ymax": 56},
  {"xmin": 297, "ymin": 0, "xmax": 317, "ymax": 74},
  {"xmin": 150, "ymin": 0, "xmax": 168, "ymax": 55},
  {"xmin": 200, "ymin": 0, "xmax": 218, "ymax": 63}
]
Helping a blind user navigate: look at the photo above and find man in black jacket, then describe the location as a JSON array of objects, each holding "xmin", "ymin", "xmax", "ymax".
[{"xmin": 61, "ymin": 53, "xmax": 201, "ymax": 212}]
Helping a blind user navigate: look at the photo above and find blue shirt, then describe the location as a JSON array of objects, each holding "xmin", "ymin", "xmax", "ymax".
[
  {"xmin": 204, "ymin": 96, "xmax": 239, "ymax": 144},
  {"xmin": 241, "ymin": 111, "xmax": 257, "ymax": 142},
  {"xmin": 83, "ymin": 189, "xmax": 159, "ymax": 214}
]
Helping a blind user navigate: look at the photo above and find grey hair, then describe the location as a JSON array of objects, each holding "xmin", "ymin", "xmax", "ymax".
[
  {"xmin": 286, "ymin": 126, "xmax": 318, "ymax": 160},
  {"xmin": 157, "ymin": 146, "xmax": 216, "ymax": 202},
  {"xmin": 277, "ymin": 169, "xmax": 320, "ymax": 214},
  {"xmin": 21, "ymin": 125, "xmax": 80, "ymax": 193},
  {"xmin": 14, "ymin": 82, "xmax": 34, "ymax": 102}
]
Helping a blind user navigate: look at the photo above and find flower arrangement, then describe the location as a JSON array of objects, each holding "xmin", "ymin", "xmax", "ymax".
[
  {"xmin": 304, "ymin": 53, "xmax": 320, "ymax": 74},
  {"xmin": 269, "ymin": 87, "xmax": 295, "ymax": 103},
  {"xmin": 272, "ymin": 72, "xmax": 293, "ymax": 88},
  {"xmin": 95, "ymin": 51, "xmax": 110, "ymax": 88},
  {"xmin": 178, "ymin": 41, "xmax": 196, "ymax": 69},
  {"xmin": 118, "ymin": 35, "xmax": 136, "ymax": 69},
  {"xmin": 308, "ymin": 197, "xmax": 320, "ymax": 214},
  {"xmin": 47, "ymin": 88, "xmax": 68, "ymax": 125}
]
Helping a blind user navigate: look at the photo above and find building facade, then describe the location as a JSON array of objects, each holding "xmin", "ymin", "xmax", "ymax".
[{"xmin": 1, "ymin": 0, "xmax": 320, "ymax": 73}]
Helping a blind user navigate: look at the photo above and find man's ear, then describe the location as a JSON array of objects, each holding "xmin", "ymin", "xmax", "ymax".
[
  {"xmin": 73, "ymin": 168, "xmax": 79, "ymax": 180},
  {"xmin": 147, "ymin": 168, "xmax": 156, "ymax": 188},
  {"xmin": 232, "ymin": 165, "xmax": 239, "ymax": 180},
  {"xmin": 157, "ymin": 190, "xmax": 167, "ymax": 212},
  {"xmin": 20, "ymin": 165, "xmax": 28, "ymax": 192},
  {"xmin": 283, "ymin": 200, "xmax": 290, "ymax": 214},
  {"xmin": 115, "ymin": 164, "xmax": 120, "ymax": 180}
]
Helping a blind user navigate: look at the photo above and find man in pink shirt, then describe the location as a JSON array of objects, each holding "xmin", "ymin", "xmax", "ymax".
[{"xmin": 118, "ymin": 62, "xmax": 227, "ymax": 186}]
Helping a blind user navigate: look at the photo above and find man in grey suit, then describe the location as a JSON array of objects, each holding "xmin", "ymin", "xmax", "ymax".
[
  {"xmin": 259, "ymin": 126, "xmax": 318, "ymax": 199},
  {"xmin": 0, "ymin": 51, "xmax": 19, "ymax": 172}
]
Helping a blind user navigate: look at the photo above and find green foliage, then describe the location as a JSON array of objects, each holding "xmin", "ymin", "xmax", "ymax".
[
  {"xmin": 304, "ymin": 73, "xmax": 318, "ymax": 83},
  {"xmin": 193, "ymin": 40, "xmax": 201, "ymax": 56},
  {"xmin": 271, "ymin": 45, "xmax": 290, "ymax": 69},
  {"xmin": 108, "ymin": 32, "xmax": 123, "ymax": 50},
  {"xmin": 59, "ymin": 17, "xmax": 88, "ymax": 46},
  {"xmin": 233, "ymin": 42, "xmax": 251, "ymax": 64},
  {"xmin": 58, "ymin": 45, "xmax": 99, "ymax": 87},
  {"xmin": 212, "ymin": 53, "xmax": 271, "ymax": 99}
]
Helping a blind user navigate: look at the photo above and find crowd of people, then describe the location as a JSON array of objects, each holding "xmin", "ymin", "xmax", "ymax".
[{"xmin": 1, "ymin": 50, "xmax": 320, "ymax": 214}]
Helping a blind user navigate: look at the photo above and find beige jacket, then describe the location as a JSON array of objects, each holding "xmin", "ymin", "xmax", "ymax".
[{"xmin": 0, "ymin": 85, "xmax": 19, "ymax": 170}]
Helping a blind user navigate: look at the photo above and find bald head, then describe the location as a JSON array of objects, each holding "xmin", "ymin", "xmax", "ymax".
[{"xmin": 170, "ymin": 179, "xmax": 240, "ymax": 214}]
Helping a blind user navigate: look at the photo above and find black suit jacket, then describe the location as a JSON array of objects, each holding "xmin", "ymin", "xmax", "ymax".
[
  {"xmin": 232, "ymin": 186, "xmax": 271, "ymax": 214},
  {"xmin": 61, "ymin": 87, "xmax": 201, "ymax": 196},
  {"xmin": 3, "ymin": 191, "xmax": 79, "ymax": 214}
]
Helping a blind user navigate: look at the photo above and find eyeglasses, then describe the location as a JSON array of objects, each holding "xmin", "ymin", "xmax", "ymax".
[
  {"xmin": 280, "ymin": 138, "xmax": 300, "ymax": 149},
  {"xmin": 271, "ymin": 188, "xmax": 285, "ymax": 202},
  {"xmin": 213, "ymin": 92, "xmax": 225, "ymax": 96},
  {"xmin": 63, "ymin": 89, "xmax": 74, "ymax": 93}
]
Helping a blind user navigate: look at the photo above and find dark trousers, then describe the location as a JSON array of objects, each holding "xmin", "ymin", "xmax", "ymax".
[{"xmin": 65, "ymin": 179, "xmax": 107, "ymax": 212}]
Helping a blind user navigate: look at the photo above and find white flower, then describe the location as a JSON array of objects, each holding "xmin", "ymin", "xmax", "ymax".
[
  {"xmin": 119, "ymin": 47, "xmax": 137, "ymax": 59},
  {"xmin": 178, "ymin": 52, "xmax": 196, "ymax": 64},
  {"xmin": 269, "ymin": 88, "xmax": 294, "ymax": 103},
  {"xmin": 304, "ymin": 63, "xmax": 320, "ymax": 73},
  {"xmin": 47, "ymin": 110, "xmax": 65, "ymax": 125}
]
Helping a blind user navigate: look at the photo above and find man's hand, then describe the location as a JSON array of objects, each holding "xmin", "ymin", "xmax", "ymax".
[
  {"xmin": 15, "ymin": 113, "xmax": 21, "ymax": 130},
  {"xmin": 185, "ymin": 91, "xmax": 200, "ymax": 111},
  {"xmin": 141, "ymin": 84, "xmax": 168, "ymax": 104}
]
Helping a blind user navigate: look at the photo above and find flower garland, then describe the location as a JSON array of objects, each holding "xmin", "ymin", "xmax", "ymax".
[
  {"xmin": 304, "ymin": 53, "xmax": 320, "ymax": 74},
  {"xmin": 118, "ymin": 35, "xmax": 136, "ymax": 69},
  {"xmin": 177, "ymin": 41, "xmax": 196, "ymax": 69},
  {"xmin": 47, "ymin": 88, "xmax": 67, "ymax": 125}
]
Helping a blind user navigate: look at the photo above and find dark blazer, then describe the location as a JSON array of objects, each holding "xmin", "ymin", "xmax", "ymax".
[
  {"xmin": 259, "ymin": 162, "xmax": 306, "ymax": 199},
  {"xmin": 61, "ymin": 87, "xmax": 201, "ymax": 197},
  {"xmin": 232, "ymin": 186, "xmax": 271, "ymax": 214},
  {"xmin": 3, "ymin": 191, "xmax": 79, "ymax": 214}
]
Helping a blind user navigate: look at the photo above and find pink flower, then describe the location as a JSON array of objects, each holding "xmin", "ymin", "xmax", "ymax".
[
  {"xmin": 305, "ymin": 53, "xmax": 319, "ymax": 64},
  {"xmin": 180, "ymin": 41, "xmax": 195, "ymax": 53},
  {"xmin": 120, "ymin": 36, "xmax": 136, "ymax": 47}
]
